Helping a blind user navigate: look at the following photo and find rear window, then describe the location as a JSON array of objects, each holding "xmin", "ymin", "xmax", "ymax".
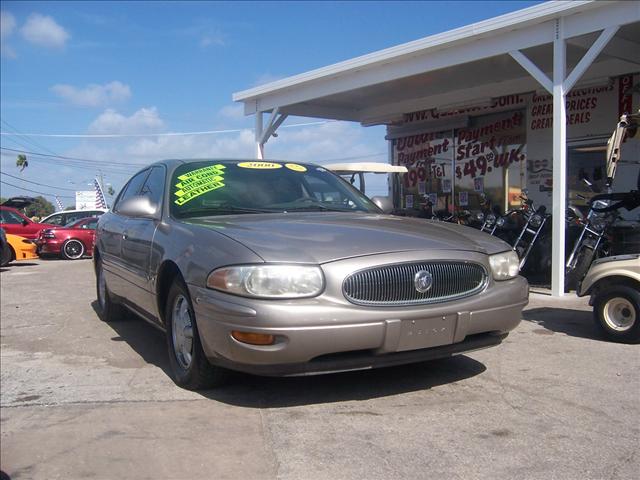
[{"xmin": 170, "ymin": 161, "xmax": 380, "ymax": 219}]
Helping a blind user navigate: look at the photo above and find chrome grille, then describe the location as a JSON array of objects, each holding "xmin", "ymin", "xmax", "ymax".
[{"xmin": 343, "ymin": 261, "xmax": 487, "ymax": 306}]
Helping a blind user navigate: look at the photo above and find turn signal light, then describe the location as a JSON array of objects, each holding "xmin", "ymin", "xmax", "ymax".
[{"xmin": 231, "ymin": 331, "xmax": 275, "ymax": 346}]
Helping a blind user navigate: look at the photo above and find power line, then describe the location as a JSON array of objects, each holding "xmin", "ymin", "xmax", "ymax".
[
  {"xmin": 1, "ymin": 119, "xmax": 62, "ymax": 157},
  {"xmin": 0, "ymin": 120, "xmax": 333, "ymax": 138},
  {"xmin": 0, "ymin": 180, "xmax": 75, "ymax": 199},
  {"xmin": 0, "ymin": 147, "xmax": 140, "ymax": 166},
  {"xmin": 0, "ymin": 171, "xmax": 78, "ymax": 191}
]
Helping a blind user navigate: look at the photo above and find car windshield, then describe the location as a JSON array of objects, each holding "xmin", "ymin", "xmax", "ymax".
[
  {"xmin": 65, "ymin": 218, "xmax": 87, "ymax": 228},
  {"xmin": 170, "ymin": 161, "xmax": 381, "ymax": 219}
]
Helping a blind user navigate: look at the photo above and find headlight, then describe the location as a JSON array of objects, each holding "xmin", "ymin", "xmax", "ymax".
[
  {"xmin": 489, "ymin": 251, "xmax": 520, "ymax": 280},
  {"xmin": 475, "ymin": 212, "xmax": 485, "ymax": 222},
  {"xmin": 496, "ymin": 217, "xmax": 505, "ymax": 227},
  {"xmin": 529, "ymin": 214, "xmax": 543, "ymax": 228},
  {"xmin": 486, "ymin": 213, "xmax": 496, "ymax": 225},
  {"xmin": 207, "ymin": 264, "xmax": 324, "ymax": 298},
  {"xmin": 591, "ymin": 217, "xmax": 607, "ymax": 232}
]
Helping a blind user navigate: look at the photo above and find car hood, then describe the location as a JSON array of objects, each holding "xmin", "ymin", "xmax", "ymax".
[{"xmin": 184, "ymin": 212, "xmax": 511, "ymax": 264}]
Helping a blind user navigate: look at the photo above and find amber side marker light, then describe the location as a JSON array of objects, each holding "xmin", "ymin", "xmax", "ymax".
[{"xmin": 231, "ymin": 331, "xmax": 275, "ymax": 346}]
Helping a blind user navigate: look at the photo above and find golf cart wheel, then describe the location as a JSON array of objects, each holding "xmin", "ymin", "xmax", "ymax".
[{"xmin": 593, "ymin": 286, "xmax": 640, "ymax": 344}]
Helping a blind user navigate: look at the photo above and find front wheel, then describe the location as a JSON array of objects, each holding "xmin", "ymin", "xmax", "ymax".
[
  {"xmin": 95, "ymin": 258, "xmax": 126, "ymax": 322},
  {"xmin": 593, "ymin": 286, "xmax": 640, "ymax": 344},
  {"xmin": 165, "ymin": 279, "xmax": 228, "ymax": 390},
  {"xmin": 61, "ymin": 239, "xmax": 85, "ymax": 260},
  {"xmin": 1, "ymin": 245, "xmax": 12, "ymax": 267}
]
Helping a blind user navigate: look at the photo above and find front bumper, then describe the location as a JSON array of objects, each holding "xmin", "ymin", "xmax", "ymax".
[
  {"xmin": 188, "ymin": 261, "xmax": 528, "ymax": 376},
  {"xmin": 36, "ymin": 239, "xmax": 62, "ymax": 255}
]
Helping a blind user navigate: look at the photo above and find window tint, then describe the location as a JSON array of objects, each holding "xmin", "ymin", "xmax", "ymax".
[
  {"xmin": 114, "ymin": 170, "xmax": 150, "ymax": 213},
  {"xmin": 140, "ymin": 166, "xmax": 165, "ymax": 206},
  {"xmin": 0, "ymin": 210, "xmax": 26, "ymax": 224},
  {"xmin": 169, "ymin": 161, "xmax": 380, "ymax": 219},
  {"xmin": 44, "ymin": 214, "xmax": 64, "ymax": 225}
]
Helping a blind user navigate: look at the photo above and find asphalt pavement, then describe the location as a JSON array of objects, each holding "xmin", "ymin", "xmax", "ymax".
[{"xmin": 1, "ymin": 259, "xmax": 638, "ymax": 480}]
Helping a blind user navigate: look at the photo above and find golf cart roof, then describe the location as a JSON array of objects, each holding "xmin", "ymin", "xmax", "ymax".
[{"xmin": 325, "ymin": 162, "xmax": 408, "ymax": 175}]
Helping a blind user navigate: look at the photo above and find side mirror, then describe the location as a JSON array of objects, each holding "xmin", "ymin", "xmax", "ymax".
[
  {"xmin": 22, "ymin": 219, "xmax": 29, "ymax": 226},
  {"xmin": 371, "ymin": 196, "xmax": 393, "ymax": 214},
  {"xmin": 117, "ymin": 196, "xmax": 160, "ymax": 219}
]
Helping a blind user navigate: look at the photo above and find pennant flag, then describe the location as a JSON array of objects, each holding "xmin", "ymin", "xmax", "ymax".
[
  {"xmin": 94, "ymin": 178, "xmax": 107, "ymax": 209},
  {"xmin": 55, "ymin": 195, "xmax": 64, "ymax": 212}
]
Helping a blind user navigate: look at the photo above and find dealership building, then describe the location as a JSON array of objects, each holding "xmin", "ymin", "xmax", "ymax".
[{"xmin": 233, "ymin": 0, "xmax": 640, "ymax": 296}]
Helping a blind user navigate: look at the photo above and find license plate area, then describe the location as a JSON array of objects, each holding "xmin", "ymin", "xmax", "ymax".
[{"xmin": 397, "ymin": 315, "xmax": 457, "ymax": 351}]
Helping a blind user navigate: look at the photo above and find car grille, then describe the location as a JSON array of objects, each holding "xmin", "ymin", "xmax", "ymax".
[{"xmin": 343, "ymin": 261, "xmax": 487, "ymax": 306}]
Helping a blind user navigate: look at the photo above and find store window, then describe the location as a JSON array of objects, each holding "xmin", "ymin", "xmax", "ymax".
[
  {"xmin": 393, "ymin": 129, "xmax": 454, "ymax": 214},
  {"xmin": 567, "ymin": 141, "xmax": 608, "ymax": 210},
  {"xmin": 453, "ymin": 110, "xmax": 527, "ymax": 213}
]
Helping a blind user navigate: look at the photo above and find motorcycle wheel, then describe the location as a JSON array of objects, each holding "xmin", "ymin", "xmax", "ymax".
[{"xmin": 565, "ymin": 248, "xmax": 594, "ymax": 292}]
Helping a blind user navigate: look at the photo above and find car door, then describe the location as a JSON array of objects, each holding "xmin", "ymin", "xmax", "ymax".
[
  {"xmin": 0, "ymin": 208, "xmax": 41, "ymax": 239},
  {"xmin": 120, "ymin": 166, "xmax": 166, "ymax": 322},
  {"xmin": 98, "ymin": 169, "xmax": 150, "ymax": 299}
]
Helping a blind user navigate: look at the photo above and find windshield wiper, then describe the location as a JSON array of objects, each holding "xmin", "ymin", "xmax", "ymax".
[
  {"xmin": 285, "ymin": 205, "xmax": 349, "ymax": 212},
  {"xmin": 179, "ymin": 206, "xmax": 281, "ymax": 217}
]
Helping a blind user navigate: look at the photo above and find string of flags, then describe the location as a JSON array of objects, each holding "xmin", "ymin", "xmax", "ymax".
[
  {"xmin": 94, "ymin": 178, "xmax": 107, "ymax": 209},
  {"xmin": 54, "ymin": 195, "xmax": 64, "ymax": 212}
]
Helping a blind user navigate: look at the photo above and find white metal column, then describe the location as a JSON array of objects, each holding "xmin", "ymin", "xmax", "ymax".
[
  {"xmin": 510, "ymin": 19, "xmax": 619, "ymax": 296},
  {"xmin": 255, "ymin": 112, "xmax": 264, "ymax": 159},
  {"xmin": 551, "ymin": 18, "xmax": 567, "ymax": 297},
  {"xmin": 254, "ymin": 108, "xmax": 288, "ymax": 160}
]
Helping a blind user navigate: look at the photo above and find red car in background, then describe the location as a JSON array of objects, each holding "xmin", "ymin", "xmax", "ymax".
[
  {"xmin": 37, "ymin": 217, "xmax": 99, "ymax": 260},
  {"xmin": 0, "ymin": 197, "xmax": 57, "ymax": 239}
]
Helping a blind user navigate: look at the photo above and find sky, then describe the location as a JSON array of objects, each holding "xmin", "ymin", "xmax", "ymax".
[{"xmin": 0, "ymin": 0, "xmax": 542, "ymax": 207}]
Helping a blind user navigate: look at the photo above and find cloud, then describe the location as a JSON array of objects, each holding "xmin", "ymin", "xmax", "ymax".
[
  {"xmin": 21, "ymin": 13, "xmax": 70, "ymax": 49},
  {"xmin": 1, "ymin": 10, "xmax": 16, "ymax": 38},
  {"xmin": 252, "ymin": 73, "xmax": 285, "ymax": 87},
  {"xmin": 51, "ymin": 81, "xmax": 132, "ymax": 107},
  {"xmin": 200, "ymin": 32, "xmax": 225, "ymax": 48},
  {"xmin": 217, "ymin": 104, "xmax": 245, "ymax": 121},
  {"xmin": 88, "ymin": 107, "xmax": 165, "ymax": 135},
  {"xmin": 1, "ymin": 10, "xmax": 17, "ymax": 58}
]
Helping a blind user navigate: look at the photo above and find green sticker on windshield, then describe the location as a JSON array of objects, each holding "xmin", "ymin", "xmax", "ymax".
[{"xmin": 174, "ymin": 164, "xmax": 226, "ymax": 206}]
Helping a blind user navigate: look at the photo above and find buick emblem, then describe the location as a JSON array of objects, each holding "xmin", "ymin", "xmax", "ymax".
[{"xmin": 414, "ymin": 270, "xmax": 433, "ymax": 293}]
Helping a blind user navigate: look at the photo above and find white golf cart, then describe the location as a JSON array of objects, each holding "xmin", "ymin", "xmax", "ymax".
[{"xmin": 325, "ymin": 162, "xmax": 407, "ymax": 213}]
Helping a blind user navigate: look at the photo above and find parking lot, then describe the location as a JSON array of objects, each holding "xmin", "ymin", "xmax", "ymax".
[{"xmin": 1, "ymin": 259, "xmax": 638, "ymax": 480}]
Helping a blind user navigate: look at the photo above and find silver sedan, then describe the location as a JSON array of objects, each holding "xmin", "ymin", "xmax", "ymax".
[{"xmin": 95, "ymin": 159, "xmax": 528, "ymax": 390}]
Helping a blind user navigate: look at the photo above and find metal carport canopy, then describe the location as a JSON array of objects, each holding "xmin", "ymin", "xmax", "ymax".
[{"xmin": 232, "ymin": 0, "xmax": 640, "ymax": 297}]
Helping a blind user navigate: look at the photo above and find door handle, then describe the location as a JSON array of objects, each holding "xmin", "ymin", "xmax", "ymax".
[{"xmin": 122, "ymin": 231, "xmax": 128, "ymax": 240}]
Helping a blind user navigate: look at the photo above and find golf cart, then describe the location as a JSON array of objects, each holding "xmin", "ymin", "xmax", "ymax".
[
  {"xmin": 576, "ymin": 111, "xmax": 640, "ymax": 343},
  {"xmin": 326, "ymin": 162, "xmax": 407, "ymax": 213}
]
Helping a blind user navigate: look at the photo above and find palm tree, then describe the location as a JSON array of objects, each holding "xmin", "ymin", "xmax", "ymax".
[{"xmin": 16, "ymin": 154, "xmax": 28, "ymax": 172}]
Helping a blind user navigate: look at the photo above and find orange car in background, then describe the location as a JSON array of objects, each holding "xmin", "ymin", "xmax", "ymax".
[{"xmin": 1, "ymin": 228, "xmax": 39, "ymax": 267}]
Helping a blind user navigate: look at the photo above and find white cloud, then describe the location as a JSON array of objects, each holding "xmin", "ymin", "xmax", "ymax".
[
  {"xmin": 60, "ymin": 115, "xmax": 388, "ymax": 196},
  {"xmin": 88, "ymin": 107, "xmax": 165, "ymax": 135},
  {"xmin": 217, "ymin": 104, "xmax": 245, "ymax": 121},
  {"xmin": 253, "ymin": 73, "xmax": 284, "ymax": 87},
  {"xmin": 51, "ymin": 81, "xmax": 132, "ymax": 107},
  {"xmin": 1, "ymin": 11, "xmax": 16, "ymax": 38},
  {"xmin": 1, "ymin": 10, "xmax": 17, "ymax": 58},
  {"xmin": 200, "ymin": 32, "xmax": 224, "ymax": 48},
  {"xmin": 21, "ymin": 13, "xmax": 70, "ymax": 49}
]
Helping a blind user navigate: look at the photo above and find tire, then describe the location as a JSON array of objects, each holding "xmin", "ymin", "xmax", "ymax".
[
  {"xmin": 565, "ymin": 248, "xmax": 594, "ymax": 292},
  {"xmin": 593, "ymin": 286, "xmax": 640, "ymax": 344},
  {"xmin": 95, "ymin": 258, "xmax": 126, "ymax": 322},
  {"xmin": 165, "ymin": 279, "xmax": 228, "ymax": 390},
  {"xmin": 61, "ymin": 239, "xmax": 85, "ymax": 260},
  {"xmin": 0, "ymin": 245, "xmax": 12, "ymax": 267}
]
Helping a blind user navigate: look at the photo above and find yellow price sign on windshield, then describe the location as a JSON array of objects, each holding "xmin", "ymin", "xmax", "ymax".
[
  {"xmin": 174, "ymin": 164, "xmax": 226, "ymax": 206},
  {"xmin": 237, "ymin": 162, "xmax": 282, "ymax": 169}
]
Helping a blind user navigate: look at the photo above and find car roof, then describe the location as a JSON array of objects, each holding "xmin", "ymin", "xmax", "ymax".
[
  {"xmin": 1, "ymin": 196, "xmax": 36, "ymax": 208},
  {"xmin": 42, "ymin": 208, "xmax": 107, "ymax": 217}
]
